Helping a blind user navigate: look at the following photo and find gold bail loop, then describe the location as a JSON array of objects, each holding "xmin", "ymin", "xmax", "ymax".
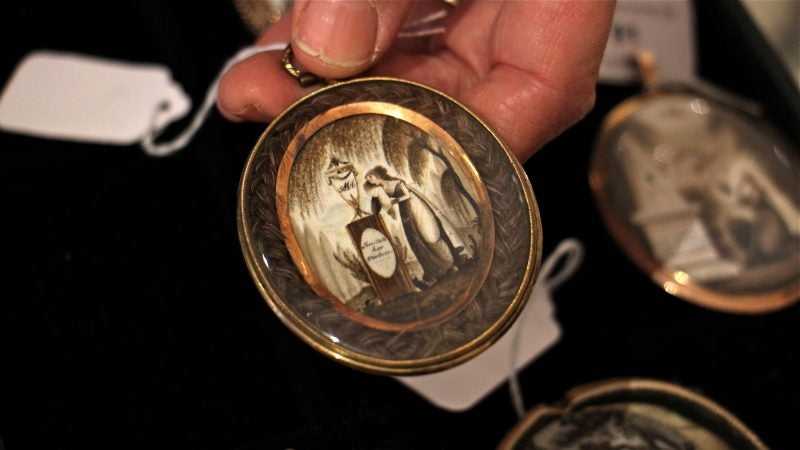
[
  {"xmin": 634, "ymin": 50, "xmax": 660, "ymax": 92},
  {"xmin": 282, "ymin": 45, "xmax": 325, "ymax": 88}
]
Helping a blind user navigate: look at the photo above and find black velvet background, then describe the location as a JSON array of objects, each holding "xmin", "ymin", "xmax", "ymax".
[{"xmin": 1, "ymin": 1, "xmax": 797, "ymax": 449}]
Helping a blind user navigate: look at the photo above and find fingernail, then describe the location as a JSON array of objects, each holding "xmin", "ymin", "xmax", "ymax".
[
  {"xmin": 220, "ymin": 104, "xmax": 264, "ymax": 122},
  {"xmin": 295, "ymin": 0, "xmax": 377, "ymax": 68}
]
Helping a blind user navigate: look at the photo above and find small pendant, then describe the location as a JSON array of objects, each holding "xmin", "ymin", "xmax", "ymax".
[
  {"xmin": 499, "ymin": 378, "xmax": 767, "ymax": 450},
  {"xmin": 590, "ymin": 53, "xmax": 800, "ymax": 313},
  {"xmin": 238, "ymin": 76, "xmax": 542, "ymax": 374}
]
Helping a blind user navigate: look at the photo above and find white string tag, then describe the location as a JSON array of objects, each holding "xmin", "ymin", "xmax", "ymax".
[
  {"xmin": 0, "ymin": 51, "xmax": 191, "ymax": 146},
  {"xmin": 396, "ymin": 238, "xmax": 584, "ymax": 412},
  {"xmin": 0, "ymin": 8, "xmax": 449, "ymax": 156},
  {"xmin": 140, "ymin": 43, "xmax": 287, "ymax": 156},
  {"xmin": 0, "ymin": 45, "xmax": 287, "ymax": 156}
]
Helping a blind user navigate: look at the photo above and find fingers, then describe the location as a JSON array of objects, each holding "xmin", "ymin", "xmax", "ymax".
[
  {"xmin": 217, "ymin": 14, "xmax": 305, "ymax": 122},
  {"xmin": 465, "ymin": 1, "xmax": 615, "ymax": 161},
  {"xmin": 292, "ymin": 0, "xmax": 413, "ymax": 79},
  {"xmin": 218, "ymin": 0, "xmax": 615, "ymax": 165},
  {"xmin": 218, "ymin": 0, "xmax": 415, "ymax": 121}
]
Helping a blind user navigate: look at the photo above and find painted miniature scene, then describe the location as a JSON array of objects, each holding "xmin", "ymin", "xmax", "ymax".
[
  {"xmin": 285, "ymin": 112, "xmax": 492, "ymax": 328},
  {"xmin": 611, "ymin": 95, "xmax": 800, "ymax": 294},
  {"xmin": 522, "ymin": 404, "xmax": 734, "ymax": 450}
]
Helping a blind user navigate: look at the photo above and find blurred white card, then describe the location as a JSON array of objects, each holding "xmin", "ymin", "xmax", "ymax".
[
  {"xmin": 396, "ymin": 239, "xmax": 583, "ymax": 412},
  {"xmin": 599, "ymin": 0, "xmax": 695, "ymax": 84},
  {"xmin": 396, "ymin": 282, "xmax": 561, "ymax": 411},
  {"xmin": 0, "ymin": 51, "xmax": 190, "ymax": 145}
]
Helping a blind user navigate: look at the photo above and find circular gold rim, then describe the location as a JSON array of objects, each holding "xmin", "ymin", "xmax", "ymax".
[
  {"xmin": 497, "ymin": 377, "xmax": 768, "ymax": 450},
  {"xmin": 238, "ymin": 77, "xmax": 542, "ymax": 375},
  {"xmin": 275, "ymin": 101, "xmax": 495, "ymax": 333},
  {"xmin": 589, "ymin": 90, "xmax": 800, "ymax": 314}
]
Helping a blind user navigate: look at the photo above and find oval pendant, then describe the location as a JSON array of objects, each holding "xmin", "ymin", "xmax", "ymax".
[
  {"xmin": 499, "ymin": 378, "xmax": 767, "ymax": 450},
  {"xmin": 238, "ymin": 78, "xmax": 542, "ymax": 374},
  {"xmin": 590, "ymin": 88, "xmax": 800, "ymax": 313}
]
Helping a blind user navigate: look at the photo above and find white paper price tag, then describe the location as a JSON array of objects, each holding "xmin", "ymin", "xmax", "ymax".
[
  {"xmin": 599, "ymin": 0, "xmax": 695, "ymax": 84},
  {"xmin": 396, "ymin": 239, "xmax": 584, "ymax": 412},
  {"xmin": 0, "ymin": 51, "xmax": 190, "ymax": 145},
  {"xmin": 396, "ymin": 283, "xmax": 561, "ymax": 411}
]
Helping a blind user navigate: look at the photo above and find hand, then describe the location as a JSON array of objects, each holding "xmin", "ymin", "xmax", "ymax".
[{"xmin": 218, "ymin": 0, "xmax": 615, "ymax": 162}]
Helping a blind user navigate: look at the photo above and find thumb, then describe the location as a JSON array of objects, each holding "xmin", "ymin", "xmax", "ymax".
[{"xmin": 292, "ymin": 0, "xmax": 413, "ymax": 79}]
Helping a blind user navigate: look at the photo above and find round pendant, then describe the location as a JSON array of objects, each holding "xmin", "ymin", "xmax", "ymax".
[
  {"xmin": 590, "ymin": 89, "xmax": 800, "ymax": 314},
  {"xmin": 499, "ymin": 378, "xmax": 767, "ymax": 450},
  {"xmin": 238, "ymin": 78, "xmax": 541, "ymax": 374}
]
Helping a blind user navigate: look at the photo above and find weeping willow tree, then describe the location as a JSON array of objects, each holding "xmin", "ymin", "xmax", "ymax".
[
  {"xmin": 381, "ymin": 116, "xmax": 479, "ymax": 226},
  {"xmin": 288, "ymin": 115, "xmax": 386, "ymax": 218},
  {"xmin": 288, "ymin": 114, "xmax": 480, "ymax": 229}
]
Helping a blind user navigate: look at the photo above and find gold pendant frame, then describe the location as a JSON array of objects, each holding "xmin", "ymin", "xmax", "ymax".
[{"xmin": 238, "ymin": 78, "xmax": 542, "ymax": 374}]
